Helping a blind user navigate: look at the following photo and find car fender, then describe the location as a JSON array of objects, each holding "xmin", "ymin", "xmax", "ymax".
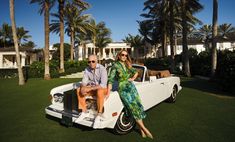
[{"xmin": 103, "ymin": 91, "xmax": 124, "ymax": 128}]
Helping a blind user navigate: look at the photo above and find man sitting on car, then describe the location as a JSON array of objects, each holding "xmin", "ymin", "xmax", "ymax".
[{"xmin": 76, "ymin": 54, "xmax": 107, "ymax": 128}]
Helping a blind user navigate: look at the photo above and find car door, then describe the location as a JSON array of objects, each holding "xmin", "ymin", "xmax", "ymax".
[{"xmin": 135, "ymin": 78, "xmax": 168, "ymax": 111}]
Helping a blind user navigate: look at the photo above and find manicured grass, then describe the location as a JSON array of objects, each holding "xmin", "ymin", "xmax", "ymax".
[{"xmin": 0, "ymin": 77, "xmax": 235, "ymax": 142}]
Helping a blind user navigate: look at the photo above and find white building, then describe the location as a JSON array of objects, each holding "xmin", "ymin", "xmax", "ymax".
[
  {"xmin": 167, "ymin": 40, "xmax": 235, "ymax": 56},
  {"xmin": 74, "ymin": 40, "xmax": 235, "ymax": 61},
  {"xmin": 76, "ymin": 42, "xmax": 133, "ymax": 60},
  {"xmin": 0, "ymin": 47, "xmax": 43, "ymax": 69},
  {"xmin": 1, "ymin": 39, "xmax": 234, "ymax": 69}
]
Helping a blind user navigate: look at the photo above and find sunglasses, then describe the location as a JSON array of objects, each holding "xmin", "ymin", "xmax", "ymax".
[
  {"xmin": 121, "ymin": 54, "xmax": 128, "ymax": 57},
  {"xmin": 88, "ymin": 60, "xmax": 96, "ymax": 64}
]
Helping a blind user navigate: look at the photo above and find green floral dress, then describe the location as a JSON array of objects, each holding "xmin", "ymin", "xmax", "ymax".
[{"xmin": 108, "ymin": 61, "xmax": 146, "ymax": 120}]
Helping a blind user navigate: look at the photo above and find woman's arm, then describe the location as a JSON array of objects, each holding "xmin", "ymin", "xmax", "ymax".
[
  {"xmin": 128, "ymin": 72, "xmax": 138, "ymax": 82},
  {"xmin": 106, "ymin": 84, "xmax": 112, "ymax": 99},
  {"xmin": 106, "ymin": 64, "xmax": 116, "ymax": 99}
]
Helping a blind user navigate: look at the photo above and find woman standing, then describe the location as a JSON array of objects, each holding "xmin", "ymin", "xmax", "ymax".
[{"xmin": 107, "ymin": 50, "xmax": 153, "ymax": 139}]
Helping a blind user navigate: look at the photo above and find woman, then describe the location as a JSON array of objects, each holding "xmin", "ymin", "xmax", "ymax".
[{"xmin": 107, "ymin": 50, "xmax": 153, "ymax": 139}]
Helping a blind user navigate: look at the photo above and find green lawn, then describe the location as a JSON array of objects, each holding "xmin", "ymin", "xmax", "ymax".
[{"xmin": 0, "ymin": 77, "xmax": 235, "ymax": 142}]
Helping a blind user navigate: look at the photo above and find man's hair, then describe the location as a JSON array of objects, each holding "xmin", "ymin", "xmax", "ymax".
[{"xmin": 88, "ymin": 54, "xmax": 98, "ymax": 61}]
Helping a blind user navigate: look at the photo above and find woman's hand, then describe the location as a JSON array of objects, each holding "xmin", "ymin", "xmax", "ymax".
[
  {"xmin": 128, "ymin": 72, "xmax": 138, "ymax": 82},
  {"xmin": 128, "ymin": 77, "xmax": 135, "ymax": 82},
  {"xmin": 105, "ymin": 84, "xmax": 112, "ymax": 100}
]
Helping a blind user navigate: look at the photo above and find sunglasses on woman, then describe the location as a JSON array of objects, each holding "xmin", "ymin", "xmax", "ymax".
[
  {"xmin": 88, "ymin": 60, "xmax": 96, "ymax": 64},
  {"xmin": 121, "ymin": 53, "xmax": 128, "ymax": 57}
]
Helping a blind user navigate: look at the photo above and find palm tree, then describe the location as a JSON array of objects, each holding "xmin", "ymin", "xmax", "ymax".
[
  {"xmin": 142, "ymin": 0, "xmax": 169, "ymax": 57},
  {"xmin": 16, "ymin": 27, "xmax": 31, "ymax": 46},
  {"xmin": 168, "ymin": 0, "xmax": 182, "ymax": 72},
  {"xmin": 30, "ymin": 0, "xmax": 56, "ymax": 80},
  {"xmin": 94, "ymin": 22, "xmax": 112, "ymax": 59},
  {"xmin": 157, "ymin": 0, "xmax": 168, "ymax": 57},
  {"xmin": 138, "ymin": 19, "xmax": 162, "ymax": 58},
  {"xmin": 141, "ymin": 0, "xmax": 202, "ymax": 76},
  {"xmin": 123, "ymin": 34, "xmax": 144, "ymax": 58},
  {"xmin": 75, "ymin": 32, "xmax": 91, "ymax": 60},
  {"xmin": 199, "ymin": 24, "xmax": 212, "ymax": 50},
  {"xmin": 22, "ymin": 41, "xmax": 36, "ymax": 48},
  {"xmin": 52, "ymin": 43, "xmax": 71, "ymax": 61},
  {"xmin": 211, "ymin": 0, "xmax": 218, "ymax": 78},
  {"xmin": 0, "ymin": 23, "xmax": 13, "ymax": 47},
  {"xmin": 180, "ymin": 0, "xmax": 190, "ymax": 76},
  {"xmin": 218, "ymin": 23, "xmax": 235, "ymax": 39},
  {"xmin": 58, "ymin": 0, "xmax": 65, "ymax": 73},
  {"xmin": 141, "ymin": 0, "xmax": 182, "ymax": 59},
  {"xmin": 51, "ymin": 2, "xmax": 92, "ymax": 61},
  {"xmin": 0, "ymin": 24, "xmax": 32, "ymax": 47},
  {"xmin": 138, "ymin": 21, "xmax": 152, "ymax": 58},
  {"xmin": 9, "ymin": 0, "xmax": 25, "ymax": 85},
  {"xmin": 70, "ymin": 16, "xmax": 95, "ymax": 61},
  {"xmin": 87, "ymin": 20, "xmax": 112, "ymax": 58},
  {"xmin": 180, "ymin": 0, "xmax": 203, "ymax": 77},
  {"xmin": 169, "ymin": 0, "xmax": 175, "ymax": 72},
  {"xmin": 64, "ymin": 3, "xmax": 79, "ymax": 61},
  {"xmin": 56, "ymin": 0, "xmax": 90, "ymax": 72},
  {"xmin": 198, "ymin": 23, "xmax": 235, "ymax": 52},
  {"xmin": 89, "ymin": 19, "xmax": 97, "ymax": 54}
]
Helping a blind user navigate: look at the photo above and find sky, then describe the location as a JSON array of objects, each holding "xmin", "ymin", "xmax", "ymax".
[{"xmin": 0, "ymin": 0, "xmax": 235, "ymax": 48}]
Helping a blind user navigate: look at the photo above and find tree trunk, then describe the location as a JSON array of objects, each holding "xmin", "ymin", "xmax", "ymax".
[
  {"xmin": 181, "ymin": 0, "xmax": 191, "ymax": 77},
  {"xmin": 44, "ymin": 1, "xmax": 51, "ymax": 80},
  {"xmin": 160, "ymin": 1, "xmax": 167, "ymax": 58},
  {"xmin": 9, "ymin": 0, "xmax": 25, "ymax": 85},
  {"xmin": 92, "ymin": 37, "xmax": 96, "ymax": 54},
  {"xmin": 164, "ymin": 32, "xmax": 168, "ymax": 57},
  {"xmin": 59, "ymin": 0, "xmax": 65, "ymax": 73},
  {"xmin": 99, "ymin": 47, "xmax": 102, "ymax": 62},
  {"xmin": 70, "ymin": 28, "xmax": 74, "ymax": 61},
  {"xmin": 144, "ymin": 41, "xmax": 147, "ymax": 59},
  {"xmin": 211, "ymin": 0, "xmax": 218, "ymax": 78},
  {"xmin": 100, "ymin": 47, "xmax": 103, "ymax": 60},
  {"xmin": 169, "ymin": 0, "xmax": 175, "ymax": 73},
  {"xmin": 83, "ymin": 42, "xmax": 86, "ymax": 59},
  {"xmin": 74, "ymin": 42, "xmax": 78, "ymax": 61},
  {"xmin": 161, "ymin": 30, "xmax": 166, "ymax": 58}
]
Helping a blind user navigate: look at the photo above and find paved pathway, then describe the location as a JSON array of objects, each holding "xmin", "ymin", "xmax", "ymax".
[{"xmin": 60, "ymin": 71, "xmax": 84, "ymax": 78}]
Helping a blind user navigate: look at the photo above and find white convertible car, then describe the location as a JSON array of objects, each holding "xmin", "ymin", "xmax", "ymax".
[{"xmin": 45, "ymin": 64, "xmax": 182, "ymax": 134}]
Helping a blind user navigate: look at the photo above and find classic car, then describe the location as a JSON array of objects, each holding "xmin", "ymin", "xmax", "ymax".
[{"xmin": 45, "ymin": 64, "xmax": 182, "ymax": 134}]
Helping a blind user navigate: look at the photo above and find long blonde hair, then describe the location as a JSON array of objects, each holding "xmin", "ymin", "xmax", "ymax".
[{"xmin": 115, "ymin": 49, "xmax": 132, "ymax": 69}]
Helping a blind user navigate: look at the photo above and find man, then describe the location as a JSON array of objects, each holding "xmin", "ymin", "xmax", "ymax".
[{"xmin": 76, "ymin": 55, "xmax": 107, "ymax": 128}]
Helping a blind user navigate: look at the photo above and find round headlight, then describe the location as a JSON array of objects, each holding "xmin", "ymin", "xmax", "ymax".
[
  {"xmin": 54, "ymin": 95, "xmax": 58, "ymax": 102},
  {"xmin": 58, "ymin": 96, "xmax": 63, "ymax": 103},
  {"xmin": 53, "ymin": 93, "xmax": 64, "ymax": 103}
]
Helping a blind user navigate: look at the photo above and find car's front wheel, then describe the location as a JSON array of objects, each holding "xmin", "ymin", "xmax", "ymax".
[{"xmin": 113, "ymin": 110, "xmax": 136, "ymax": 135}]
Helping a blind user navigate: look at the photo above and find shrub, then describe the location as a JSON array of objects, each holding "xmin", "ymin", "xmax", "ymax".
[
  {"xmin": 189, "ymin": 49, "xmax": 235, "ymax": 95},
  {"xmin": 144, "ymin": 57, "xmax": 171, "ymax": 70},
  {"xmin": 28, "ymin": 61, "xmax": 44, "ymax": 78},
  {"xmin": 190, "ymin": 51, "xmax": 211, "ymax": 76},
  {"xmin": 0, "ymin": 68, "xmax": 18, "ymax": 78},
  {"xmin": 64, "ymin": 60, "xmax": 87, "ymax": 73},
  {"xmin": 28, "ymin": 60, "xmax": 87, "ymax": 78},
  {"xmin": 28, "ymin": 60, "xmax": 59, "ymax": 78},
  {"xmin": 216, "ymin": 50, "xmax": 235, "ymax": 95}
]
